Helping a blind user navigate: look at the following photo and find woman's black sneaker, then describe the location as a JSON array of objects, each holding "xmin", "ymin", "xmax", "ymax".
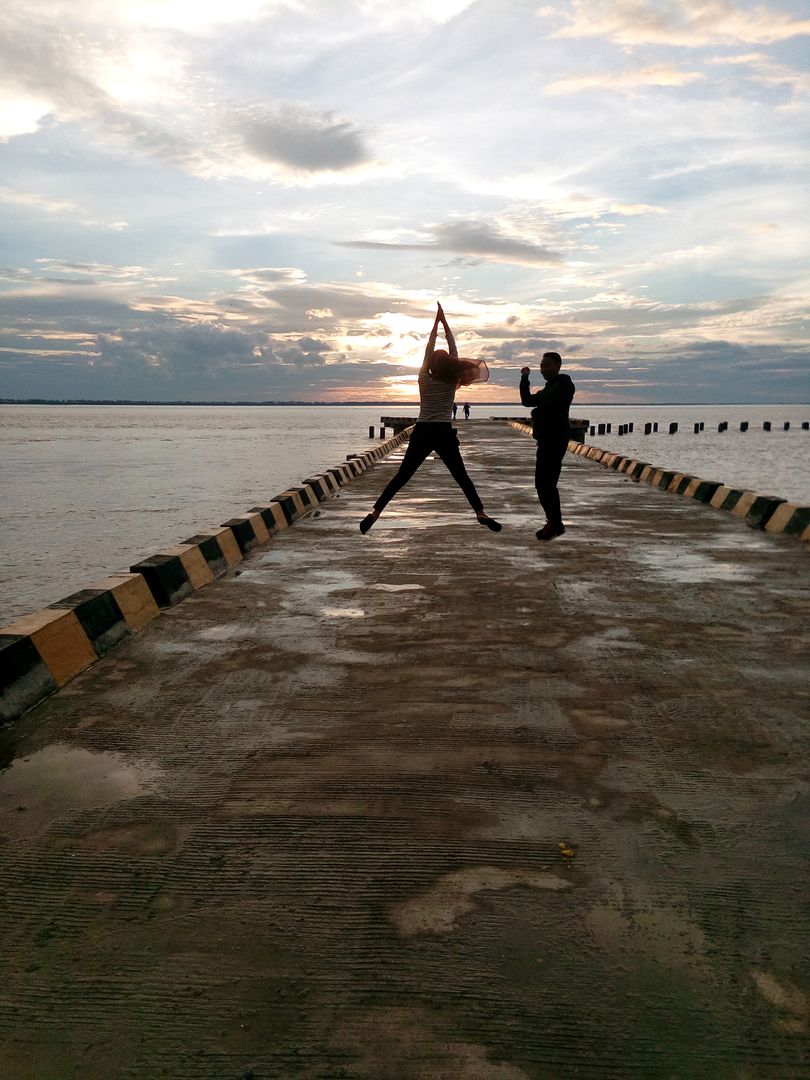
[{"xmin": 477, "ymin": 515, "xmax": 502, "ymax": 532}]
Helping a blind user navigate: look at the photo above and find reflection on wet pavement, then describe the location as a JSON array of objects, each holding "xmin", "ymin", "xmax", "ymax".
[
  {"xmin": 0, "ymin": 745, "xmax": 161, "ymax": 836},
  {"xmin": 372, "ymin": 583, "xmax": 424, "ymax": 592},
  {"xmin": 197, "ymin": 623, "xmax": 259, "ymax": 641},
  {"xmin": 633, "ymin": 545, "xmax": 752, "ymax": 582}
]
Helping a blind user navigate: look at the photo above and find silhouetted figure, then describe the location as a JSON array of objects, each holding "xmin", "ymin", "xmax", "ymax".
[
  {"xmin": 520, "ymin": 354, "xmax": 575, "ymax": 540},
  {"xmin": 360, "ymin": 304, "xmax": 501, "ymax": 534},
  {"xmin": 452, "ymin": 402, "xmax": 458, "ymax": 419},
  {"xmin": 463, "ymin": 402, "xmax": 471, "ymax": 420}
]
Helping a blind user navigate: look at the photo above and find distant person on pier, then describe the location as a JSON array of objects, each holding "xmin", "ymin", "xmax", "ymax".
[
  {"xmin": 463, "ymin": 402, "xmax": 471, "ymax": 420},
  {"xmin": 452, "ymin": 402, "xmax": 458, "ymax": 419},
  {"xmin": 360, "ymin": 304, "xmax": 501, "ymax": 534},
  {"xmin": 520, "ymin": 354, "xmax": 575, "ymax": 540}
]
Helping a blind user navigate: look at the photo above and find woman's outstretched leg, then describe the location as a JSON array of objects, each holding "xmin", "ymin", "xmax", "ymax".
[
  {"xmin": 360, "ymin": 430, "xmax": 433, "ymax": 533},
  {"xmin": 435, "ymin": 432, "xmax": 502, "ymax": 531}
]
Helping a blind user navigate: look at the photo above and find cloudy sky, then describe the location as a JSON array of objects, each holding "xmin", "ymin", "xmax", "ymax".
[{"xmin": 0, "ymin": 0, "xmax": 808, "ymax": 403}]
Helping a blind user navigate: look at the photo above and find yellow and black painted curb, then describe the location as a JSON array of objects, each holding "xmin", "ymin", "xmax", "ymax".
[
  {"xmin": 0, "ymin": 426, "xmax": 413, "ymax": 725},
  {"xmin": 246, "ymin": 502, "xmax": 290, "ymax": 535},
  {"xmin": 220, "ymin": 511, "xmax": 272, "ymax": 555},
  {"xmin": 0, "ymin": 572, "xmax": 159, "ymax": 724},
  {"xmin": 508, "ymin": 420, "xmax": 809, "ymax": 543}
]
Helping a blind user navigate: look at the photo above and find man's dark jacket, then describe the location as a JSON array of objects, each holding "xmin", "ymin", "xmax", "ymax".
[{"xmin": 520, "ymin": 371, "xmax": 575, "ymax": 446}]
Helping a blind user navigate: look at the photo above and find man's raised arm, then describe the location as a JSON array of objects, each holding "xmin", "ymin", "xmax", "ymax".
[{"xmin": 520, "ymin": 365, "xmax": 539, "ymax": 407}]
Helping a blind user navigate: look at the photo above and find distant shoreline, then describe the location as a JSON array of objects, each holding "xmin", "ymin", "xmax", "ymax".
[{"xmin": 2, "ymin": 399, "xmax": 807, "ymax": 408}]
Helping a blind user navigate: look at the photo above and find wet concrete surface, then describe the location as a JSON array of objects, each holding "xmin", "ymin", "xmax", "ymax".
[{"xmin": 1, "ymin": 421, "xmax": 808, "ymax": 1079}]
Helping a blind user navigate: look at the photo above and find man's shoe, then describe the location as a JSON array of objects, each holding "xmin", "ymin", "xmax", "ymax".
[{"xmin": 536, "ymin": 522, "xmax": 565, "ymax": 541}]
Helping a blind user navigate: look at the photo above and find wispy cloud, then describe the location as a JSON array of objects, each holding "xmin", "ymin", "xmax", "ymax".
[
  {"xmin": 336, "ymin": 219, "xmax": 563, "ymax": 266},
  {"xmin": 0, "ymin": 187, "xmax": 78, "ymax": 214},
  {"xmin": 546, "ymin": 0, "xmax": 810, "ymax": 47},
  {"xmin": 34, "ymin": 259, "xmax": 175, "ymax": 285},
  {"xmin": 708, "ymin": 51, "xmax": 810, "ymax": 99},
  {"xmin": 432, "ymin": 221, "xmax": 564, "ymax": 265},
  {"xmin": 545, "ymin": 65, "xmax": 705, "ymax": 95}
]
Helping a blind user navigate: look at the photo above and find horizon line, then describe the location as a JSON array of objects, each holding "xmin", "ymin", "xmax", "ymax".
[{"xmin": 2, "ymin": 399, "xmax": 808, "ymax": 408}]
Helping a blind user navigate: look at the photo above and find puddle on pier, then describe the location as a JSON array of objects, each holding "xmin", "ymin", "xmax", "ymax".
[
  {"xmin": 197, "ymin": 623, "xmax": 260, "ymax": 641},
  {"xmin": 371, "ymin": 584, "xmax": 424, "ymax": 592},
  {"xmin": 633, "ymin": 546, "xmax": 752, "ymax": 583},
  {"xmin": 0, "ymin": 744, "xmax": 161, "ymax": 837}
]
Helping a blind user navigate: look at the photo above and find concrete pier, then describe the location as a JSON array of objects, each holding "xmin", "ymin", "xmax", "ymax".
[{"xmin": 1, "ymin": 422, "xmax": 808, "ymax": 1079}]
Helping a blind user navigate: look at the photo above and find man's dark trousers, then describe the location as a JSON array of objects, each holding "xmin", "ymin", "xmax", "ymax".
[{"xmin": 535, "ymin": 439, "xmax": 567, "ymax": 528}]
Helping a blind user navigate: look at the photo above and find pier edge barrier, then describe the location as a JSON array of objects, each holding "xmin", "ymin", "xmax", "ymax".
[{"xmin": 0, "ymin": 426, "xmax": 412, "ymax": 726}]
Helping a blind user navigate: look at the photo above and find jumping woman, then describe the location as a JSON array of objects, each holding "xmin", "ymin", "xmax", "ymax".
[{"xmin": 360, "ymin": 303, "xmax": 502, "ymax": 534}]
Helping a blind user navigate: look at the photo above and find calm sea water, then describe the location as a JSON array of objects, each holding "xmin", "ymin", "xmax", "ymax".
[
  {"xmin": 1, "ymin": 403, "xmax": 808, "ymax": 623},
  {"xmin": 575, "ymin": 404, "xmax": 810, "ymax": 506}
]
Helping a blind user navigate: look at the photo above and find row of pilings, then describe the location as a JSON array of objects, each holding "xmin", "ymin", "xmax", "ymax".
[{"xmin": 591, "ymin": 419, "xmax": 809, "ymax": 436}]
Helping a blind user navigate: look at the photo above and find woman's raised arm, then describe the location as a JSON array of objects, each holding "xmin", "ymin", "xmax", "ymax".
[
  {"xmin": 421, "ymin": 307, "xmax": 441, "ymax": 372},
  {"xmin": 437, "ymin": 303, "xmax": 458, "ymax": 359}
]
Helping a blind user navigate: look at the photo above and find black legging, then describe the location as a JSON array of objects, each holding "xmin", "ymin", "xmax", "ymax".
[
  {"xmin": 373, "ymin": 422, "xmax": 484, "ymax": 514},
  {"xmin": 534, "ymin": 440, "xmax": 567, "ymax": 527}
]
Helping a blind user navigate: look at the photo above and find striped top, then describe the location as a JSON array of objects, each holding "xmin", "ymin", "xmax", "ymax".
[
  {"xmin": 417, "ymin": 317, "xmax": 457, "ymax": 423},
  {"xmin": 417, "ymin": 371, "xmax": 456, "ymax": 423}
]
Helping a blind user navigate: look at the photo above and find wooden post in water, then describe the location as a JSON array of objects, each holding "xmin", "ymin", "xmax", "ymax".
[
  {"xmin": 694, "ymin": 422, "xmax": 700, "ymax": 433},
  {"xmin": 783, "ymin": 422, "xmax": 790, "ymax": 431},
  {"xmin": 803, "ymin": 422, "xmax": 809, "ymax": 430},
  {"xmin": 368, "ymin": 425, "xmax": 374, "ymax": 438},
  {"xmin": 719, "ymin": 421, "xmax": 728, "ymax": 432},
  {"xmin": 644, "ymin": 422, "xmax": 652, "ymax": 434},
  {"xmin": 669, "ymin": 422, "xmax": 678, "ymax": 435},
  {"xmin": 740, "ymin": 422, "xmax": 748, "ymax": 432},
  {"xmin": 606, "ymin": 423, "xmax": 612, "ymax": 433},
  {"xmin": 653, "ymin": 422, "xmax": 659, "ymax": 432},
  {"xmin": 764, "ymin": 422, "xmax": 772, "ymax": 431},
  {"xmin": 597, "ymin": 423, "xmax": 606, "ymax": 435}
]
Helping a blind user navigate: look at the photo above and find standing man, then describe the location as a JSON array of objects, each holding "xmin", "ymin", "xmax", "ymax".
[
  {"xmin": 463, "ymin": 402, "xmax": 471, "ymax": 420},
  {"xmin": 519, "ymin": 353, "xmax": 575, "ymax": 540}
]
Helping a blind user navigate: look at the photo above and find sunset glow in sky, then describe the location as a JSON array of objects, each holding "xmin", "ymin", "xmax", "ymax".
[{"xmin": 1, "ymin": 0, "xmax": 808, "ymax": 403}]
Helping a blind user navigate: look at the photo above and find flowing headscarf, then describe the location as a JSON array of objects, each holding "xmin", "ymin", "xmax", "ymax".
[{"xmin": 457, "ymin": 358, "xmax": 489, "ymax": 387}]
